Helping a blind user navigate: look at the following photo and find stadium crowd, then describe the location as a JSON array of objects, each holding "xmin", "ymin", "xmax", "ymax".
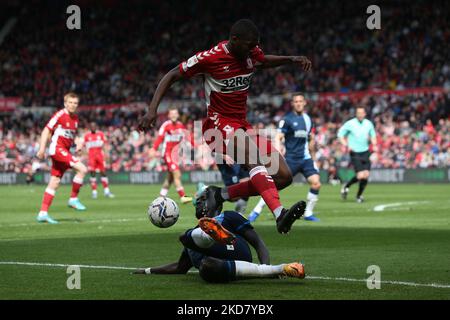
[
  {"xmin": 1, "ymin": 91, "xmax": 448, "ymax": 175},
  {"xmin": 0, "ymin": 0, "xmax": 449, "ymax": 177},
  {"xmin": 0, "ymin": 0, "xmax": 449, "ymax": 106}
]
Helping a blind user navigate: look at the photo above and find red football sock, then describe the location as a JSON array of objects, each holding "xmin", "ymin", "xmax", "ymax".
[
  {"xmin": 71, "ymin": 177, "xmax": 83, "ymax": 198},
  {"xmin": 249, "ymin": 167, "xmax": 281, "ymax": 213},
  {"xmin": 227, "ymin": 180, "xmax": 259, "ymax": 199},
  {"xmin": 227, "ymin": 166, "xmax": 282, "ymax": 213},
  {"xmin": 177, "ymin": 187, "xmax": 186, "ymax": 197},
  {"xmin": 101, "ymin": 177, "xmax": 109, "ymax": 189},
  {"xmin": 40, "ymin": 188, "xmax": 55, "ymax": 212},
  {"xmin": 90, "ymin": 177, "xmax": 97, "ymax": 191}
]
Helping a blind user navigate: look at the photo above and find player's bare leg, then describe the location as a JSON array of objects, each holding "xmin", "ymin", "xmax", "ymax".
[
  {"xmin": 205, "ymin": 129, "xmax": 305, "ymax": 233},
  {"xmin": 37, "ymin": 176, "xmax": 61, "ymax": 224},
  {"xmin": 100, "ymin": 171, "xmax": 114, "ymax": 198},
  {"xmin": 172, "ymin": 170, "xmax": 192, "ymax": 204},
  {"xmin": 89, "ymin": 171, "xmax": 98, "ymax": 199},
  {"xmin": 68, "ymin": 162, "xmax": 87, "ymax": 211},
  {"xmin": 160, "ymin": 172, "xmax": 173, "ymax": 197}
]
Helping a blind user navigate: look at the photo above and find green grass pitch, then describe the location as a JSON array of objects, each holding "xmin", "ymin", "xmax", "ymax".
[{"xmin": 0, "ymin": 183, "xmax": 449, "ymax": 299}]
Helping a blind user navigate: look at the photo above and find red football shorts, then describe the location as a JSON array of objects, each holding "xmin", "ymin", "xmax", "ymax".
[
  {"xmin": 88, "ymin": 154, "xmax": 105, "ymax": 172},
  {"xmin": 163, "ymin": 153, "xmax": 180, "ymax": 172},
  {"xmin": 202, "ymin": 113, "xmax": 275, "ymax": 157},
  {"xmin": 50, "ymin": 148, "xmax": 79, "ymax": 178}
]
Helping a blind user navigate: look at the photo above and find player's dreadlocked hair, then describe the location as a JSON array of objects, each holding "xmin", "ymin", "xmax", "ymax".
[{"xmin": 229, "ymin": 19, "xmax": 259, "ymax": 40}]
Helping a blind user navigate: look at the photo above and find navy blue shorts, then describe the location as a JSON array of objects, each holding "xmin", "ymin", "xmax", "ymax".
[
  {"xmin": 286, "ymin": 157, "xmax": 319, "ymax": 179},
  {"xmin": 185, "ymin": 235, "xmax": 253, "ymax": 269},
  {"xmin": 217, "ymin": 164, "xmax": 249, "ymax": 187}
]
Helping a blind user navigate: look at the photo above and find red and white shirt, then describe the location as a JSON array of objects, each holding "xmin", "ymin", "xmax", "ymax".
[
  {"xmin": 84, "ymin": 131, "xmax": 106, "ymax": 158},
  {"xmin": 153, "ymin": 120, "xmax": 192, "ymax": 156},
  {"xmin": 45, "ymin": 109, "xmax": 78, "ymax": 156},
  {"xmin": 179, "ymin": 40, "xmax": 265, "ymax": 119}
]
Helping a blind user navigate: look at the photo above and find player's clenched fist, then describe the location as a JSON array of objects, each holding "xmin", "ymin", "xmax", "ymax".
[
  {"xmin": 138, "ymin": 112, "xmax": 157, "ymax": 132},
  {"xmin": 292, "ymin": 56, "xmax": 312, "ymax": 72}
]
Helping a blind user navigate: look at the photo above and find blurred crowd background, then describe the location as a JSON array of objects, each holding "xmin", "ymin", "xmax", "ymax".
[{"xmin": 0, "ymin": 0, "xmax": 449, "ymax": 177}]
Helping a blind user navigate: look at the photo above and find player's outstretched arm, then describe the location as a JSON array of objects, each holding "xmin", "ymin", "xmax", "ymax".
[
  {"xmin": 36, "ymin": 127, "xmax": 51, "ymax": 159},
  {"xmin": 258, "ymin": 55, "xmax": 312, "ymax": 71},
  {"xmin": 134, "ymin": 250, "xmax": 193, "ymax": 275},
  {"xmin": 242, "ymin": 228, "xmax": 270, "ymax": 265},
  {"xmin": 138, "ymin": 66, "xmax": 185, "ymax": 132}
]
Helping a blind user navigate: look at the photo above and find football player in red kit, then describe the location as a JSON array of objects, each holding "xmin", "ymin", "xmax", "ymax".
[
  {"xmin": 139, "ymin": 19, "xmax": 312, "ymax": 234},
  {"xmin": 151, "ymin": 107, "xmax": 193, "ymax": 204},
  {"xmin": 83, "ymin": 122, "xmax": 114, "ymax": 199},
  {"xmin": 36, "ymin": 92, "xmax": 88, "ymax": 224}
]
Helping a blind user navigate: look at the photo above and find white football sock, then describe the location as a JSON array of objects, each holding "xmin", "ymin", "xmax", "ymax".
[
  {"xmin": 160, "ymin": 188, "xmax": 168, "ymax": 197},
  {"xmin": 38, "ymin": 211, "xmax": 47, "ymax": 217},
  {"xmin": 104, "ymin": 187, "xmax": 110, "ymax": 194},
  {"xmin": 305, "ymin": 191, "xmax": 319, "ymax": 217},
  {"xmin": 191, "ymin": 227, "xmax": 215, "ymax": 248},
  {"xmin": 273, "ymin": 206, "xmax": 283, "ymax": 219},
  {"xmin": 69, "ymin": 197, "xmax": 78, "ymax": 201},
  {"xmin": 234, "ymin": 260, "xmax": 285, "ymax": 278},
  {"xmin": 252, "ymin": 198, "xmax": 266, "ymax": 214}
]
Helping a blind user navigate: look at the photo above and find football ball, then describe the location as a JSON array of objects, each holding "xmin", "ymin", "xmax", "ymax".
[{"xmin": 148, "ymin": 197, "xmax": 179, "ymax": 228}]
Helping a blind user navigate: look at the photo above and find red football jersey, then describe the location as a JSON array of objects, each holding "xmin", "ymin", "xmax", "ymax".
[
  {"xmin": 84, "ymin": 131, "xmax": 105, "ymax": 158},
  {"xmin": 179, "ymin": 40, "xmax": 265, "ymax": 119},
  {"xmin": 153, "ymin": 120, "xmax": 191, "ymax": 156},
  {"xmin": 46, "ymin": 109, "xmax": 78, "ymax": 156}
]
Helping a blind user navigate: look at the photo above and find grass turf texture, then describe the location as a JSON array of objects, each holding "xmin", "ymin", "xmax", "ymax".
[{"xmin": 0, "ymin": 183, "xmax": 449, "ymax": 300}]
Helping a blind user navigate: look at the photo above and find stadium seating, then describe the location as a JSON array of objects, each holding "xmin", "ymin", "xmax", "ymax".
[{"xmin": 0, "ymin": 0, "xmax": 448, "ymax": 175}]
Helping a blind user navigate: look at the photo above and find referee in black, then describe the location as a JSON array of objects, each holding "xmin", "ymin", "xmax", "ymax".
[{"xmin": 337, "ymin": 107, "xmax": 378, "ymax": 202}]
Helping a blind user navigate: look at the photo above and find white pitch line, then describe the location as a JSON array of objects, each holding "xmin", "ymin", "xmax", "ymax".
[
  {"xmin": 0, "ymin": 261, "xmax": 136, "ymax": 270},
  {"xmin": 1, "ymin": 261, "xmax": 449, "ymax": 289},
  {"xmin": 306, "ymin": 275, "xmax": 450, "ymax": 289},
  {"xmin": 373, "ymin": 201, "xmax": 429, "ymax": 212}
]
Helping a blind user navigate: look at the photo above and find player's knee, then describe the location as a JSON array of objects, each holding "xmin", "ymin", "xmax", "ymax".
[
  {"xmin": 49, "ymin": 178, "xmax": 60, "ymax": 189},
  {"xmin": 199, "ymin": 257, "xmax": 230, "ymax": 283},
  {"xmin": 277, "ymin": 170, "xmax": 292, "ymax": 190},
  {"xmin": 311, "ymin": 180, "xmax": 321, "ymax": 190},
  {"xmin": 78, "ymin": 165, "xmax": 88, "ymax": 176}
]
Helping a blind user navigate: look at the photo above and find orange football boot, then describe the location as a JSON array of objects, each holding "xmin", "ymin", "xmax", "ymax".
[
  {"xmin": 281, "ymin": 262, "xmax": 305, "ymax": 279},
  {"xmin": 198, "ymin": 217, "xmax": 236, "ymax": 245}
]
